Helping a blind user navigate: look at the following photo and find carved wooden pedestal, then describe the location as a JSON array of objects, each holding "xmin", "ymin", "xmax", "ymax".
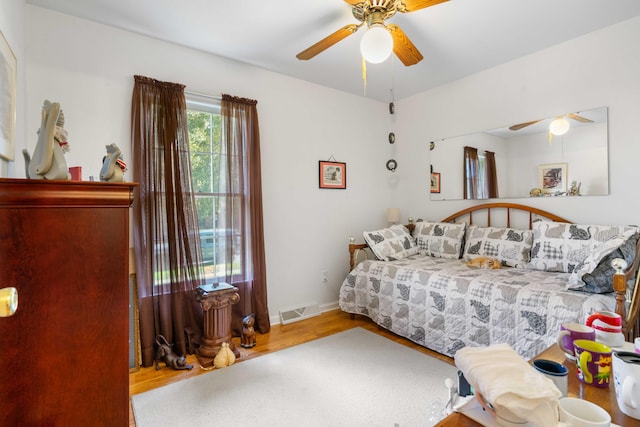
[{"xmin": 195, "ymin": 283, "xmax": 240, "ymax": 368}]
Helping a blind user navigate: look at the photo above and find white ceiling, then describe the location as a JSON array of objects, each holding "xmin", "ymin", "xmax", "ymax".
[{"xmin": 26, "ymin": 0, "xmax": 640, "ymax": 102}]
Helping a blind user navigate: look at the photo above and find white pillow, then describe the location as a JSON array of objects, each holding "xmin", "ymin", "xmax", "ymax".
[
  {"xmin": 567, "ymin": 229, "xmax": 638, "ymax": 287},
  {"xmin": 363, "ymin": 225, "xmax": 418, "ymax": 261},
  {"xmin": 413, "ymin": 222, "xmax": 466, "ymax": 259},
  {"xmin": 529, "ymin": 222, "xmax": 638, "ymax": 273}
]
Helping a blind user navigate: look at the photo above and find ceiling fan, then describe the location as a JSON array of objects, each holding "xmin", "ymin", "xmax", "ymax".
[
  {"xmin": 509, "ymin": 113, "xmax": 594, "ymax": 132},
  {"xmin": 296, "ymin": 0, "xmax": 449, "ymax": 66}
]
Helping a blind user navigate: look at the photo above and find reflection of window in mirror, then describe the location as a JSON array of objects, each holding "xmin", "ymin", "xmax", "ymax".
[{"xmin": 464, "ymin": 147, "xmax": 498, "ymax": 199}]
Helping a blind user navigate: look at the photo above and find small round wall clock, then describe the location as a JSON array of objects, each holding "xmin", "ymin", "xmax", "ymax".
[{"xmin": 386, "ymin": 159, "xmax": 397, "ymax": 172}]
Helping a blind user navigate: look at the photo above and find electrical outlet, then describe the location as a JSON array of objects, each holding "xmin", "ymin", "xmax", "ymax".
[{"xmin": 321, "ymin": 270, "xmax": 328, "ymax": 283}]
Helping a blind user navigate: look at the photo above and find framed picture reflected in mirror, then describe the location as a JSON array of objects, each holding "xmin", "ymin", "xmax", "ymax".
[{"xmin": 430, "ymin": 173, "xmax": 441, "ymax": 193}]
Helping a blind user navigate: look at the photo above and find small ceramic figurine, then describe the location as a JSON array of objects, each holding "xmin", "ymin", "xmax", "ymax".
[
  {"xmin": 241, "ymin": 314, "xmax": 257, "ymax": 348},
  {"xmin": 568, "ymin": 181, "xmax": 581, "ymax": 196},
  {"xmin": 23, "ymin": 100, "xmax": 71, "ymax": 180},
  {"xmin": 213, "ymin": 342, "xmax": 236, "ymax": 369},
  {"xmin": 100, "ymin": 143, "xmax": 127, "ymax": 182}
]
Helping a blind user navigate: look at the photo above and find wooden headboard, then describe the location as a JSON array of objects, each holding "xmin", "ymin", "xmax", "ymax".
[
  {"xmin": 349, "ymin": 202, "xmax": 570, "ymax": 270},
  {"xmin": 438, "ymin": 202, "xmax": 570, "ymax": 226},
  {"xmin": 347, "ymin": 202, "xmax": 640, "ymax": 340}
]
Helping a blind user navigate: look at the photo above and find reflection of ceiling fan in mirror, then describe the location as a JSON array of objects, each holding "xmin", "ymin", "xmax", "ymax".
[
  {"xmin": 509, "ymin": 113, "xmax": 594, "ymax": 132},
  {"xmin": 296, "ymin": 0, "xmax": 449, "ymax": 66}
]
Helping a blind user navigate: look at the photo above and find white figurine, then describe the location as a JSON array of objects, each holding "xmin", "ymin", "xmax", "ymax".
[
  {"xmin": 100, "ymin": 143, "xmax": 127, "ymax": 182},
  {"xmin": 23, "ymin": 100, "xmax": 71, "ymax": 180}
]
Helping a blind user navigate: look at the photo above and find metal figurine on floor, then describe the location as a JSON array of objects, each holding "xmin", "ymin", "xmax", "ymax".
[{"xmin": 154, "ymin": 335, "xmax": 193, "ymax": 371}]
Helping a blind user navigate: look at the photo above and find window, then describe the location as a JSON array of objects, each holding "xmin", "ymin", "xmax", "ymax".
[
  {"xmin": 186, "ymin": 95, "xmax": 242, "ymax": 284},
  {"xmin": 464, "ymin": 148, "xmax": 489, "ymax": 199},
  {"xmin": 476, "ymin": 152, "xmax": 487, "ymax": 199}
]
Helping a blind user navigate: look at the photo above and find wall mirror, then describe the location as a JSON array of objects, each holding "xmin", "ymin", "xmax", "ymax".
[{"xmin": 430, "ymin": 106, "xmax": 608, "ymax": 200}]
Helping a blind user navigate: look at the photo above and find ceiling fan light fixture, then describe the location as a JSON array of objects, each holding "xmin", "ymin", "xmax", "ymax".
[
  {"xmin": 549, "ymin": 117, "xmax": 570, "ymax": 136},
  {"xmin": 360, "ymin": 24, "xmax": 393, "ymax": 64}
]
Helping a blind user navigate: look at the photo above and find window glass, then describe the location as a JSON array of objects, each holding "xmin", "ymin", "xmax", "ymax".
[{"xmin": 186, "ymin": 96, "xmax": 242, "ymax": 283}]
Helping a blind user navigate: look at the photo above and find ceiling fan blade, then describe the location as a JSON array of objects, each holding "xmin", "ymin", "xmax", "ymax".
[
  {"xmin": 388, "ymin": 24, "xmax": 423, "ymax": 66},
  {"xmin": 399, "ymin": 0, "xmax": 449, "ymax": 13},
  {"xmin": 509, "ymin": 120, "xmax": 542, "ymax": 131},
  {"xmin": 296, "ymin": 24, "xmax": 361, "ymax": 60},
  {"xmin": 566, "ymin": 113, "xmax": 594, "ymax": 123}
]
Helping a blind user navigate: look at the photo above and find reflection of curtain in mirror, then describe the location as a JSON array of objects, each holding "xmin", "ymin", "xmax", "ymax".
[
  {"xmin": 463, "ymin": 146, "xmax": 479, "ymax": 199},
  {"xmin": 484, "ymin": 151, "xmax": 499, "ymax": 198}
]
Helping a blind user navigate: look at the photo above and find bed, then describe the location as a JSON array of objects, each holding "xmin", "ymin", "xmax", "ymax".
[{"xmin": 339, "ymin": 203, "xmax": 640, "ymax": 360}]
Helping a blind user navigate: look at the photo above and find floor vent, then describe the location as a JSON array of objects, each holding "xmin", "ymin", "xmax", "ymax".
[{"xmin": 279, "ymin": 303, "xmax": 321, "ymax": 325}]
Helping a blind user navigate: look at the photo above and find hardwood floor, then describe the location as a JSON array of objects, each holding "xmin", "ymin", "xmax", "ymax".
[{"xmin": 128, "ymin": 309, "xmax": 455, "ymax": 426}]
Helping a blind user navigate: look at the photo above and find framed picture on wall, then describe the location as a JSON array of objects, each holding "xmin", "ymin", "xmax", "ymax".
[
  {"xmin": 538, "ymin": 163, "xmax": 567, "ymax": 194},
  {"xmin": 319, "ymin": 161, "xmax": 346, "ymax": 189},
  {"xmin": 430, "ymin": 173, "xmax": 441, "ymax": 193},
  {"xmin": 0, "ymin": 30, "xmax": 17, "ymax": 161}
]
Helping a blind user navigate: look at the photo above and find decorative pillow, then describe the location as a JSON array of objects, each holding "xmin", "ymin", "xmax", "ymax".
[
  {"xmin": 363, "ymin": 225, "xmax": 418, "ymax": 261},
  {"xmin": 567, "ymin": 230, "xmax": 639, "ymax": 293},
  {"xmin": 413, "ymin": 222, "xmax": 466, "ymax": 259},
  {"xmin": 462, "ymin": 225, "xmax": 533, "ymax": 268},
  {"xmin": 529, "ymin": 222, "xmax": 639, "ymax": 273}
]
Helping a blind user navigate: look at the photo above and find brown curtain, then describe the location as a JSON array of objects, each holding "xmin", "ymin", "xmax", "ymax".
[
  {"xmin": 484, "ymin": 150, "xmax": 499, "ymax": 198},
  {"xmin": 463, "ymin": 146, "xmax": 479, "ymax": 199},
  {"xmin": 131, "ymin": 75, "xmax": 204, "ymax": 367},
  {"xmin": 220, "ymin": 94, "xmax": 270, "ymax": 335}
]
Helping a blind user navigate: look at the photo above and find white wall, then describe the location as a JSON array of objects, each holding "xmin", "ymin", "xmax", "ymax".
[
  {"xmin": 0, "ymin": 0, "xmax": 25, "ymax": 177},
  {"xmin": 23, "ymin": 5, "xmax": 396, "ymax": 323},
  {"xmin": 396, "ymin": 16, "xmax": 640, "ymax": 226},
  {"xmin": 17, "ymin": 7, "xmax": 640, "ymax": 323}
]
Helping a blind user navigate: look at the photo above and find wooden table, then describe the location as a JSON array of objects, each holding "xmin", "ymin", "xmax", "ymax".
[{"xmin": 437, "ymin": 344, "xmax": 640, "ymax": 426}]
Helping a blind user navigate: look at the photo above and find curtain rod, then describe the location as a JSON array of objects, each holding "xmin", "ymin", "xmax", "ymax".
[{"xmin": 184, "ymin": 90, "xmax": 221, "ymax": 100}]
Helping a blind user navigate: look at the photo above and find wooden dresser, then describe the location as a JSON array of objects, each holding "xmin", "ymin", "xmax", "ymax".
[{"xmin": 0, "ymin": 179, "xmax": 135, "ymax": 426}]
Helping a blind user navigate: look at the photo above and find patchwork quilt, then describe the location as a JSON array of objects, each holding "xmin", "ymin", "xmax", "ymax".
[{"xmin": 338, "ymin": 255, "xmax": 616, "ymax": 360}]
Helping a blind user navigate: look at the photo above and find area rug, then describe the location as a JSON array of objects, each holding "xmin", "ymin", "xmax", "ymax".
[{"xmin": 131, "ymin": 327, "xmax": 458, "ymax": 426}]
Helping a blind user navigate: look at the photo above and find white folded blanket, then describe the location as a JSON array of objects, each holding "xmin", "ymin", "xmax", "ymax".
[{"xmin": 454, "ymin": 343, "xmax": 562, "ymax": 427}]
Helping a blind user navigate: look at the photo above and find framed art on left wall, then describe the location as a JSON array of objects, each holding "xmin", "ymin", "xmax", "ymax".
[
  {"xmin": 319, "ymin": 161, "xmax": 346, "ymax": 189},
  {"xmin": 0, "ymin": 30, "xmax": 16, "ymax": 161}
]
